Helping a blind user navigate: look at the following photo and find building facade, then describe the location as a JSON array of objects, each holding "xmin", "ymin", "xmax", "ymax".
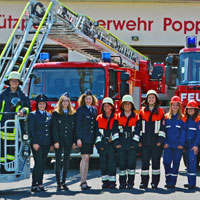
[{"xmin": 0, "ymin": 0, "xmax": 200, "ymax": 61}]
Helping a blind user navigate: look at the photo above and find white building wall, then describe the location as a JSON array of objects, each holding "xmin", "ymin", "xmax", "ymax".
[{"xmin": 0, "ymin": 1, "xmax": 200, "ymax": 46}]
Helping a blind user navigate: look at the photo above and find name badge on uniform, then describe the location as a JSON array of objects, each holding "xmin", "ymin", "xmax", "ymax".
[{"xmin": 86, "ymin": 116, "xmax": 90, "ymax": 118}]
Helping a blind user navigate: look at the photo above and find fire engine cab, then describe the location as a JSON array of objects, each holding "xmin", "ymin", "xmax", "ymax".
[{"xmin": 166, "ymin": 36, "xmax": 200, "ymax": 109}]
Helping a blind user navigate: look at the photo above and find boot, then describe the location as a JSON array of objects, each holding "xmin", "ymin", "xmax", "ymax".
[
  {"xmin": 127, "ymin": 174, "xmax": 135, "ymax": 189},
  {"xmin": 140, "ymin": 175, "xmax": 149, "ymax": 189},
  {"xmin": 109, "ymin": 181, "xmax": 116, "ymax": 189},
  {"xmin": 119, "ymin": 175, "xmax": 126, "ymax": 189},
  {"xmin": 102, "ymin": 180, "xmax": 109, "ymax": 189}
]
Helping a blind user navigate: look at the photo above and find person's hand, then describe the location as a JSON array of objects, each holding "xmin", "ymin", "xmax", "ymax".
[
  {"xmin": 33, "ymin": 144, "xmax": 40, "ymax": 151},
  {"xmin": 116, "ymin": 144, "xmax": 121, "ymax": 149},
  {"xmin": 192, "ymin": 146, "xmax": 199, "ymax": 155},
  {"xmin": 100, "ymin": 147, "xmax": 104, "ymax": 151},
  {"xmin": 72, "ymin": 143, "xmax": 76, "ymax": 150},
  {"xmin": 138, "ymin": 143, "xmax": 142, "ymax": 147},
  {"xmin": 49, "ymin": 145, "xmax": 54, "ymax": 151},
  {"xmin": 177, "ymin": 145, "xmax": 184, "ymax": 150},
  {"xmin": 164, "ymin": 144, "xmax": 169, "ymax": 149},
  {"xmin": 77, "ymin": 139, "xmax": 82, "ymax": 148},
  {"xmin": 54, "ymin": 142, "xmax": 60, "ymax": 149},
  {"xmin": 18, "ymin": 111, "xmax": 24, "ymax": 117},
  {"xmin": 157, "ymin": 142, "xmax": 161, "ymax": 147}
]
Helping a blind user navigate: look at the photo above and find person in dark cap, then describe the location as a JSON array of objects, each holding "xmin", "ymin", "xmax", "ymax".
[
  {"xmin": 28, "ymin": 94, "xmax": 53, "ymax": 192},
  {"xmin": 76, "ymin": 90, "xmax": 98, "ymax": 190},
  {"xmin": 0, "ymin": 71, "xmax": 31, "ymax": 173},
  {"xmin": 52, "ymin": 92, "xmax": 76, "ymax": 191}
]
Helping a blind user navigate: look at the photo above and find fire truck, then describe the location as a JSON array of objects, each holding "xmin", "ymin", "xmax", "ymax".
[
  {"xmin": 165, "ymin": 36, "xmax": 200, "ymax": 109},
  {"xmin": 0, "ymin": 0, "xmax": 166, "ymax": 182}
]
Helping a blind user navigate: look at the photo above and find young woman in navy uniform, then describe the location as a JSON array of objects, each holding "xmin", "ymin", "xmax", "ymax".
[
  {"xmin": 117, "ymin": 95, "xmax": 140, "ymax": 189},
  {"xmin": 28, "ymin": 94, "xmax": 52, "ymax": 192},
  {"xmin": 52, "ymin": 92, "xmax": 76, "ymax": 191},
  {"xmin": 95, "ymin": 97, "xmax": 120, "ymax": 189},
  {"xmin": 163, "ymin": 96, "xmax": 186, "ymax": 189},
  {"xmin": 76, "ymin": 90, "xmax": 98, "ymax": 190},
  {"xmin": 139, "ymin": 90, "xmax": 166, "ymax": 189},
  {"xmin": 183, "ymin": 100, "xmax": 200, "ymax": 190}
]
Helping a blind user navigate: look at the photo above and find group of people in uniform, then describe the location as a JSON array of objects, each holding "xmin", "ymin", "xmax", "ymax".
[{"xmin": 1, "ymin": 71, "xmax": 200, "ymax": 192}]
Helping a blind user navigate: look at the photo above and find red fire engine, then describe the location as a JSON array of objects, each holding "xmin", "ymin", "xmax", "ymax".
[{"xmin": 28, "ymin": 57, "xmax": 166, "ymax": 114}]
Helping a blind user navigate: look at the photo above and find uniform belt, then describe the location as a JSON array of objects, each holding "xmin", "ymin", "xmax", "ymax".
[
  {"xmin": 120, "ymin": 132, "xmax": 133, "ymax": 139},
  {"xmin": 102, "ymin": 136, "xmax": 112, "ymax": 144}
]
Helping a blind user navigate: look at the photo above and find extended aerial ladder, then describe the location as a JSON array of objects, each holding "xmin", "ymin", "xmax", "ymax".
[{"xmin": 0, "ymin": 0, "xmax": 148, "ymax": 91}]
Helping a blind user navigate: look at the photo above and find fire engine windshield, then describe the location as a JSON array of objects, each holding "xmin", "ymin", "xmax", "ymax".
[
  {"xmin": 177, "ymin": 52, "xmax": 200, "ymax": 85},
  {"xmin": 29, "ymin": 68, "xmax": 105, "ymax": 100}
]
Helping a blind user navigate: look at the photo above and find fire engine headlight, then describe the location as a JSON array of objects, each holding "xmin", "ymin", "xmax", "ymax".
[
  {"xmin": 23, "ymin": 134, "xmax": 29, "ymax": 141},
  {"xmin": 186, "ymin": 36, "xmax": 197, "ymax": 48}
]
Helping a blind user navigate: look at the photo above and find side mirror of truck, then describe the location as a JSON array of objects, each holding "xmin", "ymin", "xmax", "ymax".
[
  {"xmin": 165, "ymin": 54, "xmax": 179, "ymax": 67},
  {"xmin": 165, "ymin": 54, "xmax": 179, "ymax": 86},
  {"xmin": 120, "ymin": 72, "xmax": 129, "ymax": 97}
]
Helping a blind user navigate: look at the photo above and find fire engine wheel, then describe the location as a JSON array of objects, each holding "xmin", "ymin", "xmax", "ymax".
[{"xmin": 32, "ymin": 2, "xmax": 45, "ymax": 18}]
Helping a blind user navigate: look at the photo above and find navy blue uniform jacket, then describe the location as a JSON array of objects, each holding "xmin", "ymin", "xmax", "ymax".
[
  {"xmin": 76, "ymin": 105, "xmax": 97, "ymax": 144},
  {"xmin": 28, "ymin": 110, "xmax": 52, "ymax": 146}
]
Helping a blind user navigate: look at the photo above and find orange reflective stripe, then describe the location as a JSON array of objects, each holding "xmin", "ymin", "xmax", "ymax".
[
  {"xmin": 97, "ymin": 114, "xmax": 117, "ymax": 130},
  {"xmin": 117, "ymin": 112, "xmax": 139, "ymax": 127},
  {"xmin": 140, "ymin": 107, "xmax": 164, "ymax": 121}
]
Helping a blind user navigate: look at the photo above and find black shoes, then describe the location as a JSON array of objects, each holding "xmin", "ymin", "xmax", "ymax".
[
  {"xmin": 151, "ymin": 184, "xmax": 157, "ymax": 189},
  {"xmin": 102, "ymin": 182, "xmax": 109, "ymax": 189},
  {"xmin": 109, "ymin": 183, "xmax": 116, "ymax": 189},
  {"xmin": 39, "ymin": 186, "xmax": 47, "ymax": 192},
  {"xmin": 31, "ymin": 186, "xmax": 40, "ymax": 193},
  {"xmin": 165, "ymin": 184, "xmax": 175, "ymax": 189},
  {"xmin": 184, "ymin": 184, "xmax": 196, "ymax": 190},
  {"xmin": 140, "ymin": 183, "xmax": 148, "ymax": 189},
  {"xmin": 62, "ymin": 184, "xmax": 69, "ymax": 191},
  {"xmin": 57, "ymin": 184, "xmax": 69, "ymax": 191},
  {"xmin": 31, "ymin": 185, "xmax": 47, "ymax": 192},
  {"xmin": 57, "ymin": 185, "xmax": 62, "ymax": 191},
  {"xmin": 80, "ymin": 182, "xmax": 91, "ymax": 190},
  {"xmin": 119, "ymin": 184, "xmax": 126, "ymax": 189}
]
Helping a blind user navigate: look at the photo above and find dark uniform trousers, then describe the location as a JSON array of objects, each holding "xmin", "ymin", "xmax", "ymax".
[
  {"xmin": 99, "ymin": 143, "xmax": 117, "ymax": 184},
  {"xmin": 119, "ymin": 148, "xmax": 137, "ymax": 187},
  {"xmin": 55, "ymin": 144, "xmax": 72, "ymax": 185},
  {"xmin": 31, "ymin": 145, "xmax": 49, "ymax": 186},
  {"xmin": 141, "ymin": 145, "xmax": 163, "ymax": 187},
  {"xmin": 140, "ymin": 106, "xmax": 165, "ymax": 188},
  {"xmin": 52, "ymin": 111, "xmax": 76, "ymax": 185}
]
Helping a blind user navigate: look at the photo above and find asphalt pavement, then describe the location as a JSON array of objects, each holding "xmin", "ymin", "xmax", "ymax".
[{"xmin": 0, "ymin": 157, "xmax": 200, "ymax": 200}]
